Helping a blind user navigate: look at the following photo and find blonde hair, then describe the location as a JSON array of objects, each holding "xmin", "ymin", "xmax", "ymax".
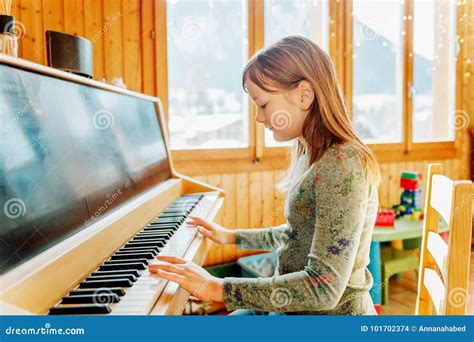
[{"xmin": 242, "ymin": 36, "xmax": 381, "ymax": 189}]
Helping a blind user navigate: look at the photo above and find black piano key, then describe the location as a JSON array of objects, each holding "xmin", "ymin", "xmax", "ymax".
[
  {"xmin": 158, "ymin": 213, "xmax": 186, "ymax": 219},
  {"xmin": 99, "ymin": 263, "xmax": 146, "ymax": 271},
  {"xmin": 166, "ymin": 207, "xmax": 192, "ymax": 212},
  {"xmin": 147, "ymin": 221, "xmax": 180, "ymax": 227},
  {"xmin": 152, "ymin": 217, "xmax": 185, "ymax": 224},
  {"xmin": 104, "ymin": 258, "xmax": 149, "ymax": 265},
  {"xmin": 69, "ymin": 288, "xmax": 126, "ymax": 297},
  {"xmin": 172, "ymin": 199, "xmax": 199, "ymax": 204},
  {"xmin": 126, "ymin": 240, "xmax": 165, "ymax": 247},
  {"xmin": 49, "ymin": 304, "xmax": 111, "ymax": 315},
  {"xmin": 144, "ymin": 229, "xmax": 177, "ymax": 235},
  {"xmin": 163, "ymin": 209, "xmax": 191, "ymax": 215},
  {"xmin": 137, "ymin": 230, "xmax": 172, "ymax": 235},
  {"xmin": 61, "ymin": 293, "xmax": 120, "ymax": 304},
  {"xmin": 90, "ymin": 270, "xmax": 140, "ymax": 277},
  {"xmin": 139, "ymin": 230, "xmax": 173, "ymax": 236},
  {"xmin": 144, "ymin": 226, "xmax": 178, "ymax": 232},
  {"xmin": 132, "ymin": 233, "xmax": 168, "ymax": 239},
  {"xmin": 116, "ymin": 250, "xmax": 159, "ymax": 257},
  {"xmin": 134, "ymin": 234, "xmax": 172, "ymax": 241},
  {"xmin": 79, "ymin": 278, "xmax": 133, "ymax": 288},
  {"xmin": 117, "ymin": 246, "xmax": 160, "ymax": 253},
  {"xmin": 169, "ymin": 202, "xmax": 196, "ymax": 208},
  {"xmin": 111, "ymin": 252, "xmax": 155, "ymax": 260},
  {"xmin": 132, "ymin": 234, "xmax": 170, "ymax": 241},
  {"xmin": 145, "ymin": 223, "xmax": 179, "ymax": 229},
  {"xmin": 141, "ymin": 231, "xmax": 174, "ymax": 238},
  {"xmin": 145, "ymin": 223, "xmax": 178, "ymax": 228},
  {"xmin": 87, "ymin": 274, "xmax": 137, "ymax": 282},
  {"xmin": 128, "ymin": 241, "xmax": 166, "ymax": 248}
]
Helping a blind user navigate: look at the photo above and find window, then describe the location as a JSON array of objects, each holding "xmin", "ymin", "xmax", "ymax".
[
  {"xmin": 162, "ymin": 0, "xmax": 462, "ymax": 170},
  {"xmin": 412, "ymin": 0, "xmax": 457, "ymax": 142},
  {"xmin": 167, "ymin": 0, "xmax": 248, "ymax": 149},
  {"xmin": 352, "ymin": 0, "xmax": 404, "ymax": 144},
  {"xmin": 264, "ymin": 0, "xmax": 329, "ymax": 147}
]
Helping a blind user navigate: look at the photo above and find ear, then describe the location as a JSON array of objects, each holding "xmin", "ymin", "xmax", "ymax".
[{"xmin": 297, "ymin": 80, "xmax": 315, "ymax": 111}]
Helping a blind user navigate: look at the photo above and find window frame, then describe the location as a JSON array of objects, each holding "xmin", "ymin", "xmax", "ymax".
[{"xmin": 156, "ymin": 0, "xmax": 464, "ymax": 175}]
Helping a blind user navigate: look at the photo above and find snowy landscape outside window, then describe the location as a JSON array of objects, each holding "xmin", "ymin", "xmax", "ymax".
[{"xmin": 167, "ymin": 0, "xmax": 249, "ymax": 150}]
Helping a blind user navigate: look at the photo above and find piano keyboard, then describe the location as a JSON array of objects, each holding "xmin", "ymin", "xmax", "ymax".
[{"xmin": 48, "ymin": 194, "xmax": 204, "ymax": 315}]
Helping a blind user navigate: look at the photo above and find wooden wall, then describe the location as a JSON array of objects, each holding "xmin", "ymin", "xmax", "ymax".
[
  {"xmin": 8, "ymin": 0, "xmax": 472, "ymax": 266},
  {"xmin": 9, "ymin": 0, "xmax": 158, "ymax": 95}
]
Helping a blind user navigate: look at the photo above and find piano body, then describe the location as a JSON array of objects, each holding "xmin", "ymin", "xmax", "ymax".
[{"xmin": 0, "ymin": 54, "xmax": 224, "ymax": 315}]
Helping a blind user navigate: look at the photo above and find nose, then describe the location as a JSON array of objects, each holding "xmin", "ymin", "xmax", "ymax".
[{"xmin": 255, "ymin": 108, "xmax": 266, "ymax": 124}]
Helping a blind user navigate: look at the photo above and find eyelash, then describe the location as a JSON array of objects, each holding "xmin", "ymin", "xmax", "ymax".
[{"xmin": 259, "ymin": 104, "xmax": 267, "ymax": 109}]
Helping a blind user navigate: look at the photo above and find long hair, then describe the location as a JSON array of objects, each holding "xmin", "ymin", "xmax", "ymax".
[{"xmin": 242, "ymin": 36, "xmax": 381, "ymax": 189}]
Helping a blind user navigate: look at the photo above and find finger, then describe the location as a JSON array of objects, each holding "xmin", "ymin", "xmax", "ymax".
[
  {"xmin": 149, "ymin": 262, "xmax": 184, "ymax": 275},
  {"xmin": 186, "ymin": 216, "xmax": 207, "ymax": 227},
  {"xmin": 196, "ymin": 226, "xmax": 213, "ymax": 239},
  {"xmin": 154, "ymin": 269, "xmax": 186, "ymax": 284},
  {"xmin": 155, "ymin": 255, "xmax": 186, "ymax": 264}
]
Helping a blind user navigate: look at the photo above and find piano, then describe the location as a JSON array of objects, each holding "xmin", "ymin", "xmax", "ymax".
[{"xmin": 0, "ymin": 54, "xmax": 224, "ymax": 315}]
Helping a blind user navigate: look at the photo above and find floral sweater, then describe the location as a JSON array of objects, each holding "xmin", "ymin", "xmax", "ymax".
[{"xmin": 223, "ymin": 144, "xmax": 379, "ymax": 315}]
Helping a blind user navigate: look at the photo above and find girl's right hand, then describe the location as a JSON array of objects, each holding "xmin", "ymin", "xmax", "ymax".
[{"xmin": 186, "ymin": 215, "xmax": 236, "ymax": 245}]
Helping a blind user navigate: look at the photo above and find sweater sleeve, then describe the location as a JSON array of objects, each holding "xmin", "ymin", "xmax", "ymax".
[
  {"xmin": 234, "ymin": 224, "xmax": 289, "ymax": 251},
  {"xmin": 223, "ymin": 148, "xmax": 372, "ymax": 312}
]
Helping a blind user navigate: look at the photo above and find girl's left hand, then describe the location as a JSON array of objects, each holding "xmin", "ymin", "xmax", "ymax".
[{"xmin": 149, "ymin": 256, "xmax": 224, "ymax": 303}]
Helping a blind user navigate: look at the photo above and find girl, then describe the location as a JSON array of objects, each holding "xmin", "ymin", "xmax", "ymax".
[{"xmin": 149, "ymin": 36, "xmax": 380, "ymax": 315}]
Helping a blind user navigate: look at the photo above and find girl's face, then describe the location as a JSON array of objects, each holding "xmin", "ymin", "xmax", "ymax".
[{"xmin": 246, "ymin": 78, "xmax": 314, "ymax": 142}]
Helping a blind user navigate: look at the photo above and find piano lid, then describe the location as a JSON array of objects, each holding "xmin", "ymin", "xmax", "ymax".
[{"xmin": 0, "ymin": 56, "xmax": 173, "ymax": 276}]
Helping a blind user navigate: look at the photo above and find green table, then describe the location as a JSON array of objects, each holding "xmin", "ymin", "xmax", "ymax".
[
  {"xmin": 369, "ymin": 219, "xmax": 448, "ymax": 312},
  {"xmin": 372, "ymin": 219, "xmax": 448, "ymax": 242}
]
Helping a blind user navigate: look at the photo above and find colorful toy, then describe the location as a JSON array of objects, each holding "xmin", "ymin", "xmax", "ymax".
[
  {"xmin": 375, "ymin": 209, "xmax": 396, "ymax": 227},
  {"xmin": 392, "ymin": 171, "xmax": 424, "ymax": 220}
]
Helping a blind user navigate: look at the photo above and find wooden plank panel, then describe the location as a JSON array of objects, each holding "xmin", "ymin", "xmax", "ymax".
[
  {"xmin": 63, "ymin": 0, "xmax": 84, "ymax": 36},
  {"xmin": 103, "ymin": 0, "xmax": 123, "ymax": 81},
  {"xmin": 389, "ymin": 163, "xmax": 399, "ymax": 206},
  {"xmin": 41, "ymin": 0, "xmax": 64, "ymax": 64},
  {"xmin": 261, "ymin": 171, "xmax": 274, "ymax": 227},
  {"xmin": 235, "ymin": 173, "xmax": 249, "ymax": 229},
  {"xmin": 379, "ymin": 163, "xmax": 389, "ymax": 207},
  {"xmin": 84, "ymin": 0, "xmax": 105, "ymax": 81},
  {"xmin": 154, "ymin": 0, "xmax": 168, "ymax": 119},
  {"xmin": 10, "ymin": 0, "xmax": 22, "ymax": 57},
  {"xmin": 140, "ymin": 0, "xmax": 155, "ymax": 96},
  {"xmin": 221, "ymin": 173, "xmax": 235, "ymax": 229},
  {"xmin": 41, "ymin": 0, "xmax": 64, "ymax": 33},
  {"xmin": 20, "ymin": 0, "xmax": 44, "ymax": 64},
  {"xmin": 122, "ymin": 0, "xmax": 142, "ymax": 92},
  {"xmin": 249, "ymin": 172, "xmax": 262, "ymax": 228}
]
